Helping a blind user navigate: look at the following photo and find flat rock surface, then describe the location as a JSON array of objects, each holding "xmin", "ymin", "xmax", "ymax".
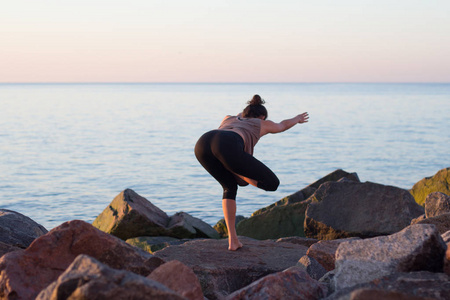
[{"xmin": 154, "ymin": 237, "xmax": 308, "ymax": 299}]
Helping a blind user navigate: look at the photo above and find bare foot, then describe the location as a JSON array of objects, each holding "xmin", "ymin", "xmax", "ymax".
[{"xmin": 228, "ymin": 241, "xmax": 243, "ymax": 251}]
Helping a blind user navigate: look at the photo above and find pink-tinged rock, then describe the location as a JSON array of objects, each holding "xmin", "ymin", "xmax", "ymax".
[
  {"xmin": 225, "ymin": 267, "xmax": 327, "ymax": 300},
  {"xmin": 148, "ymin": 260, "xmax": 203, "ymax": 300},
  {"xmin": 332, "ymin": 224, "xmax": 446, "ymax": 290},
  {"xmin": 306, "ymin": 238, "xmax": 360, "ymax": 271},
  {"xmin": 36, "ymin": 255, "xmax": 186, "ymax": 300},
  {"xmin": 0, "ymin": 220, "xmax": 164, "ymax": 300},
  {"xmin": 154, "ymin": 236, "xmax": 308, "ymax": 299}
]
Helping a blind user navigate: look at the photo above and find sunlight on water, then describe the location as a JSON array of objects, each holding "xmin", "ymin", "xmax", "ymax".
[{"xmin": 0, "ymin": 83, "xmax": 449, "ymax": 229}]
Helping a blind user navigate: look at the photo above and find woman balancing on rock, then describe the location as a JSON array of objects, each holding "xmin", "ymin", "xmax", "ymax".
[{"xmin": 194, "ymin": 95, "xmax": 309, "ymax": 251}]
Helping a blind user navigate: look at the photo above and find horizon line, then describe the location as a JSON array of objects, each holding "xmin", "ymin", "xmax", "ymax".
[{"xmin": 1, "ymin": 81, "xmax": 450, "ymax": 85}]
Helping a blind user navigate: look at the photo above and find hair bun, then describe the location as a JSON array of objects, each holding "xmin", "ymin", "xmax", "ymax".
[{"xmin": 247, "ymin": 94, "xmax": 265, "ymax": 106}]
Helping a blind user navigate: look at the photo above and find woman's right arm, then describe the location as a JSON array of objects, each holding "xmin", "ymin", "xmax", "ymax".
[{"xmin": 260, "ymin": 112, "xmax": 309, "ymax": 136}]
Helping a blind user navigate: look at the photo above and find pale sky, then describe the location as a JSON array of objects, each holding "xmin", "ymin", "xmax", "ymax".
[{"xmin": 1, "ymin": 0, "xmax": 449, "ymax": 83}]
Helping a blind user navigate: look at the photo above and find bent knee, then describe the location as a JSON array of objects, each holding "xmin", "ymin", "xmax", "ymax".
[{"xmin": 259, "ymin": 177, "xmax": 280, "ymax": 192}]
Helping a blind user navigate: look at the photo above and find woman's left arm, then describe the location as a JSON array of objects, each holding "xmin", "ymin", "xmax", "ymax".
[{"xmin": 260, "ymin": 112, "xmax": 309, "ymax": 136}]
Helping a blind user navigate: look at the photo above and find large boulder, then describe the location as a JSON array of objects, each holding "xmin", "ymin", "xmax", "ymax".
[
  {"xmin": 323, "ymin": 271, "xmax": 450, "ymax": 300},
  {"xmin": 331, "ymin": 224, "xmax": 446, "ymax": 290},
  {"xmin": 304, "ymin": 181, "xmax": 424, "ymax": 240},
  {"xmin": 251, "ymin": 169, "xmax": 360, "ymax": 216},
  {"xmin": 234, "ymin": 170, "xmax": 359, "ymax": 240},
  {"xmin": 153, "ymin": 237, "xmax": 308, "ymax": 299},
  {"xmin": 225, "ymin": 267, "xmax": 328, "ymax": 300},
  {"xmin": 93, "ymin": 189, "xmax": 218, "ymax": 240},
  {"xmin": 425, "ymin": 192, "xmax": 450, "ymax": 218},
  {"xmin": 0, "ymin": 220, "xmax": 163, "ymax": 300},
  {"xmin": 148, "ymin": 260, "xmax": 203, "ymax": 300},
  {"xmin": 92, "ymin": 189, "xmax": 170, "ymax": 240},
  {"xmin": 410, "ymin": 167, "xmax": 450, "ymax": 206},
  {"xmin": 236, "ymin": 200, "xmax": 310, "ymax": 239},
  {"xmin": 36, "ymin": 255, "xmax": 186, "ymax": 300},
  {"xmin": 0, "ymin": 209, "xmax": 47, "ymax": 251}
]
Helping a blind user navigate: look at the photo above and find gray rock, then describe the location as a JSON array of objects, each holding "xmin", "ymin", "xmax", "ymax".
[
  {"xmin": 304, "ymin": 181, "xmax": 424, "ymax": 240},
  {"xmin": 93, "ymin": 189, "xmax": 219, "ymax": 240},
  {"xmin": 0, "ymin": 209, "xmax": 47, "ymax": 249},
  {"xmin": 153, "ymin": 237, "xmax": 308, "ymax": 299},
  {"xmin": 425, "ymin": 192, "xmax": 450, "ymax": 218},
  {"xmin": 306, "ymin": 238, "xmax": 360, "ymax": 272},
  {"xmin": 296, "ymin": 255, "xmax": 327, "ymax": 280},
  {"xmin": 36, "ymin": 255, "xmax": 186, "ymax": 300},
  {"xmin": 168, "ymin": 212, "xmax": 220, "ymax": 239},
  {"xmin": 324, "ymin": 271, "xmax": 450, "ymax": 300},
  {"xmin": 225, "ymin": 267, "xmax": 328, "ymax": 300},
  {"xmin": 331, "ymin": 224, "xmax": 446, "ymax": 290},
  {"xmin": 414, "ymin": 212, "xmax": 450, "ymax": 234}
]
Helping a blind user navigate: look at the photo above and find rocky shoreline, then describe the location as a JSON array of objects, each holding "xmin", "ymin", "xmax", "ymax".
[{"xmin": 1, "ymin": 167, "xmax": 449, "ymax": 299}]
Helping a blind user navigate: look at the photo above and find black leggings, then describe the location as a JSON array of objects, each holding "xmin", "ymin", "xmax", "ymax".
[{"xmin": 194, "ymin": 130, "xmax": 279, "ymax": 200}]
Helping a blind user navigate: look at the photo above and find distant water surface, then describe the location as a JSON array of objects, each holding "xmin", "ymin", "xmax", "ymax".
[{"xmin": 0, "ymin": 83, "xmax": 449, "ymax": 229}]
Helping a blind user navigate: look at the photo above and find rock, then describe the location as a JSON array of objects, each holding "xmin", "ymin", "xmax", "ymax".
[
  {"xmin": 304, "ymin": 181, "xmax": 424, "ymax": 240},
  {"xmin": 93, "ymin": 189, "xmax": 171, "ymax": 240},
  {"xmin": 153, "ymin": 236, "xmax": 308, "ymax": 299},
  {"xmin": 0, "ymin": 209, "xmax": 47, "ymax": 249},
  {"xmin": 36, "ymin": 255, "xmax": 185, "ymax": 300},
  {"xmin": 225, "ymin": 267, "xmax": 328, "ymax": 300},
  {"xmin": 236, "ymin": 200, "xmax": 310, "ymax": 239},
  {"xmin": 251, "ymin": 169, "xmax": 360, "ymax": 217},
  {"xmin": 410, "ymin": 167, "xmax": 450, "ymax": 206},
  {"xmin": 413, "ymin": 212, "xmax": 450, "ymax": 234},
  {"xmin": 127, "ymin": 236, "xmax": 191, "ymax": 253},
  {"xmin": 167, "ymin": 212, "xmax": 220, "ymax": 239},
  {"xmin": 0, "ymin": 220, "xmax": 164, "ymax": 300},
  {"xmin": 213, "ymin": 215, "xmax": 246, "ymax": 238},
  {"xmin": 148, "ymin": 260, "xmax": 203, "ymax": 300},
  {"xmin": 323, "ymin": 271, "xmax": 450, "ymax": 300},
  {"xmin": 306, "ymin": 238, "xmax": 360, "ymax": 272},
  {"xmin": 331, "ymin": 224, "xmax": 446, "ymax": 290},
  {"xmin": 93, "ymin": 189, "xmax": 218, "ymax": 240},
  {"xmin": 296, "ymin": 255, "xmax": 327, "ymax": 280},
  {"xmin": 425, "ymin": 192, "xmax": 450, "ymax": 217},
  {"xmin": 0, "ymin": 242, "xmax": 21, "ymax": 258},
  {"xmin": 275, "ymin": 236, "xmax": 318, "ymax": 247}
]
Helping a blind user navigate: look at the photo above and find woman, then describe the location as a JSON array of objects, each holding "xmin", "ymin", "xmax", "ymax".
[{"xmin": 194, "ymin": 95, "xmax": 309, "ymax": 250}]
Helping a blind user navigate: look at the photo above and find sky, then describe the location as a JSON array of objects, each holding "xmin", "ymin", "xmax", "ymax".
[{"xmin": 1, "ymin": 0, "xmax": 449, "ymax": 83}]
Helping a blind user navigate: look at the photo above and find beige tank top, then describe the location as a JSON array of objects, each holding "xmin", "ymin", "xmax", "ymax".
[{"xmin": 218, "ymin": 115, "xmax": 262, "ymax": 155}]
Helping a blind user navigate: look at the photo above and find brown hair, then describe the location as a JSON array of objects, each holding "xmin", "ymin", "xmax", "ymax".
[{"xmin": 242, "ymin": 95, "xmax": 268, "ymax": 120}]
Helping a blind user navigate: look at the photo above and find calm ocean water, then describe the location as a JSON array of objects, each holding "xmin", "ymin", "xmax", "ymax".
[{"xmin": 0, "ymin": 83, "xmax": 449, "ymax": 230}]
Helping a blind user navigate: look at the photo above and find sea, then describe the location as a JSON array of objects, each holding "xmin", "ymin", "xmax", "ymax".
[{"xmin": 0, "ymin": 83, "xmax": 449, "ymax": 230}]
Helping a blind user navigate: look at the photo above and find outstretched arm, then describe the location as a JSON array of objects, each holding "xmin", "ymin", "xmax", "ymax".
[{"xmin": 260, "ymin": 112, "xmax": 309, "ymax": 136}]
